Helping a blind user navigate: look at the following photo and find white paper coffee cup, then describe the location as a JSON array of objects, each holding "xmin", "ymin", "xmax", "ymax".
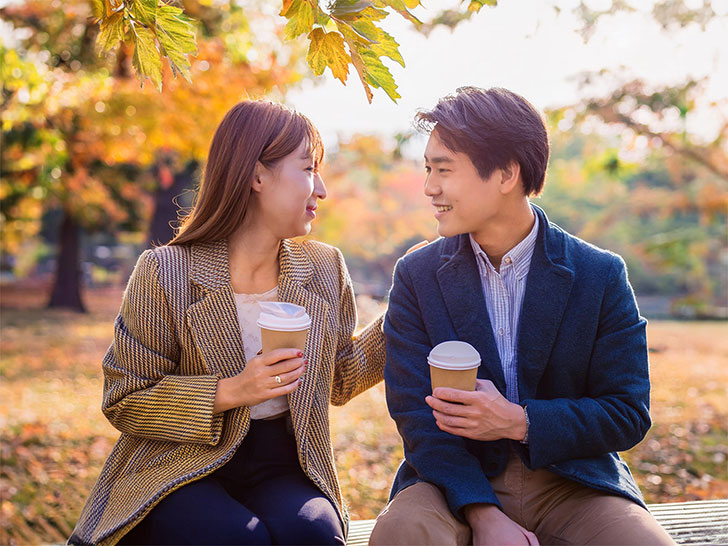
[
  {"xmin": 428, "ymin": 340, "xmax": 481, "ymax": 391},
  {"xmin": 257, "ymin": 302, "xmax": 311, "ymax": 353}
]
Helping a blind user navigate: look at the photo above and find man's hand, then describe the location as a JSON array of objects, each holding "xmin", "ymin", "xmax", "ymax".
[
  {"xmin": 465, "ymin": 504, "xmax": 539, "ymax": 546},
  {"xmin": 425, "ymin": 379, "xmax": 527, "ymax": 441}
]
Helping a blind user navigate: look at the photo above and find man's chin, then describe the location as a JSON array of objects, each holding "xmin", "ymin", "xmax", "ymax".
[{"xmin": 436, "ymin": 223, "xmax": 465, "ymax": 238}]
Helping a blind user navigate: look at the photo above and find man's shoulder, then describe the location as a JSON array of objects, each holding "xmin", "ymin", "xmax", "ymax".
[
  {"xmin": 399, "ymin": 236, "xmax": 454, "ymax": 269},
  {"xmin": 552, "ymin": 222, "xmax": 623, "ymax": 274}
]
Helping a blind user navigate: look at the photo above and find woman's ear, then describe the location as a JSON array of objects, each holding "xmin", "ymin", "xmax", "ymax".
[{"xmin": 252, "ymin": 161, "xmax": 266, "ymax": 193}]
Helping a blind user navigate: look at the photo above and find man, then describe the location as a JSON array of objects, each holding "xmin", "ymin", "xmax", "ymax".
[{"xmin": 370, "ymin": 87, "xmax": 675, "ymax": 545}]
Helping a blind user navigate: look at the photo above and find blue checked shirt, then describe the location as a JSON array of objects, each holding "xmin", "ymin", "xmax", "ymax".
[{"xmin": 469, "ymin": 212, "xmax": 539, "ymax": 403}]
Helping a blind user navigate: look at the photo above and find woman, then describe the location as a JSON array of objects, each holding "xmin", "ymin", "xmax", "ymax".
[{"xmin": 69, "ymin": 101, "xmax": 386, "ymax": 545}]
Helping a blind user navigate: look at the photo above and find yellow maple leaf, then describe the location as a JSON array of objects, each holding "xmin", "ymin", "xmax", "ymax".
[{"xmin": 306, "ymin": 28, "xmax": 351, "ymax": 84}]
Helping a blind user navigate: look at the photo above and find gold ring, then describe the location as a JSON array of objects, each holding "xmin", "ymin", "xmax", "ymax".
[{"xmin": 275, "ymin": 375, "xmax": 282, "ymax": 384}]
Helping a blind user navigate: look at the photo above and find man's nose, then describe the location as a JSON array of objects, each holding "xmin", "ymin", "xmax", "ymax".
[{"xmin": 424, "ymin": 174, "xmax": 439, "ymax": 197}]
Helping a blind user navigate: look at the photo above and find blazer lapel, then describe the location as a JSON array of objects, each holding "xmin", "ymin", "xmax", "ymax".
[
  {"xmin": 436, "ymin": 235, "xmax": 506, "ymax": 394},
  {"xmin": 277, "ymin": 240, "xmax": 330, "ymax": 447},
  {"xmin": 517, "ymin": 207, "xmax": 574, "ymax": 401},
  {"xmin": 186, "ymin": 240, "xmax": 247, "ymax": 378}
]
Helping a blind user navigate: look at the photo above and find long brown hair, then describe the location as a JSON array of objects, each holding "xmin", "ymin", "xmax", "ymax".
[{"xmin": 169, "ymin": 100, "xmax": 324, "ymax": 246}]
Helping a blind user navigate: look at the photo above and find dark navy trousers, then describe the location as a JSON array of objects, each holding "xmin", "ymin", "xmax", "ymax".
[{"xmin": 120, "ymin": 416, "xmax": 345, "ymax": 545}]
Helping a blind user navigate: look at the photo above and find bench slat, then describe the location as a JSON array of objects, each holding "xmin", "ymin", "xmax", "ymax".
[{"xmin": 347, "ymin": 500, "xmax": 728, "ymax": 546}]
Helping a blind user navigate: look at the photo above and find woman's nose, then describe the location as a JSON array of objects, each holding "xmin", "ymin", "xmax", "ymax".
[{"xmin": 314, "ymin": 174, "xmax": 327, "ymax": 200}]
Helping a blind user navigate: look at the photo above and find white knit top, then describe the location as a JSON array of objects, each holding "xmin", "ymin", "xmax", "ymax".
[{"xmin": 233, "ymin": 285, "xmax": 290, "ymax": 420}]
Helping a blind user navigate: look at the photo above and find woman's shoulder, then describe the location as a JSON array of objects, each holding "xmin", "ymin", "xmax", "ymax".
[
  {"xmin": 145, "ymin": 244, "xmax": 193, "ymax": 270},
  {"xmin": 132, "ymin": 244, "xmax": 194, "ymax": 287},
  {"xmin": 294, "ymin": 238, "xmax": 343, "ymax": 264}
]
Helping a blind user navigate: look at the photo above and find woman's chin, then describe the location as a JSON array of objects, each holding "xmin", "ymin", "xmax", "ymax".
[{"xmin": 283, "ymin": 224, "xmax": 312, "ymax": 239}]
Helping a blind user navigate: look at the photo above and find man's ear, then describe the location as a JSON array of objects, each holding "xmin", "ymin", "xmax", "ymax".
[{"xmin": 499, "ymin": 160, "xmax": 521, "ymax": 195}]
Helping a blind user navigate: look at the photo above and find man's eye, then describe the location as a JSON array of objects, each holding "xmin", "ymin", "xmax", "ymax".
[
  {"xmin": 439, "ymin": 169, "xmax": 450, "ymax": 174},
  {"xmin": 424, "ymin": 166, "xmax": 431, "ymax": 173}
]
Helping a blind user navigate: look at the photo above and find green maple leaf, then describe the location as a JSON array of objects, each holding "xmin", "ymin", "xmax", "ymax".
[
  {"xmin": 97, "ymin": 11, "xmax": 126, "ymax": 52},
  {"xmin": 131, "ymin": 24, "xmax": 162, "ymax": 90},
  {"xmin": 131, "ymin": 0, "xmax": 157, "ymax": 26},
  {"xmin": 156, "ymin": 4, "xmax": 197, "ymax": 81},
  {"xmin": 90, "ymin": 0, "xmax": 105, "ymax": 20},
  {"xmin": 359, "ymin": 48, "xmax": 400, "ymax": 101},
  {"xmin": 283, "ymin": 0, "xmax": 316, "ymax": 40},
  {"xmin": 369, "ymin": 28, "xmax": 403, "ymax": 66}
]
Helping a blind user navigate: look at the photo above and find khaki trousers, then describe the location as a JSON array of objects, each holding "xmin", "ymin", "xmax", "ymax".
[{"xmin": 370, "ymin": 451, "xmax": 675, "ymax": 545}]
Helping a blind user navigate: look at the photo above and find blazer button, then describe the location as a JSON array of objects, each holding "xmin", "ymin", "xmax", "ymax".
[{"xmin": 487, "ymin": 462, "xmax": 498, "ymax": 472}]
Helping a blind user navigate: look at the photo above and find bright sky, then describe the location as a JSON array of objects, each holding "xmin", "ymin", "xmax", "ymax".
[
  {"xmin": 286, "ymin": 0, "xmax": 728, "ymax": 151},
  {"xmin": 1, "ymin": 0, "xmax": 725, "ymax": 153}
]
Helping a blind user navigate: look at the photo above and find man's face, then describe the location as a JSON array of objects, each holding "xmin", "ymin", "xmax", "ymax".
[{"xmin": 424, "ymin": 129, "xmax": 504, "ymax": 238}]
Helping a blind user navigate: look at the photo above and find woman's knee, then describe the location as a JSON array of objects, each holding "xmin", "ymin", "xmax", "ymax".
[
  {"xmin": 272, "ymin": 499, "xmax": 345, "ymax": 545},
  {"xmin": 120, "ymin": 478, "xmax": 273, "ymax": 545}
]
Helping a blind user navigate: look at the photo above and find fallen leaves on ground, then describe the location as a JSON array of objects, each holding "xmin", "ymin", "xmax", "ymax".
[{"xmin": 1, "ymin": 284, "xmax": 726, "ymax": 544}]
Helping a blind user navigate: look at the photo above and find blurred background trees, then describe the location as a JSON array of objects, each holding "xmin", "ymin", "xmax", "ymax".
[
  {"xmin": 1, "ymin": 1, "xmax": 726, "ymax": 543},
  {"xmin": 1, "ymin": 0, "xmax": 726, "ymax": 317},
  {"xmin": 1, "ymin": 0, "xmax": 306, "ymax": 310}
]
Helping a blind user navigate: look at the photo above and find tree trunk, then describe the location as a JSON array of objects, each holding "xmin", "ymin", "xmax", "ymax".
[
  {"xmin": 48, "ymin": 210, "xmax": 86, "ymax": 312},
  {"xmin": 148, "ymin": 160, "xmax": 198, "ymax": 247}
]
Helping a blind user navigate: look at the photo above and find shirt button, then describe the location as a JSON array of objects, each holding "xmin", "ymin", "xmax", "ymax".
[
  {"xmin": 498, "ymin": 328, "xmax": 505, "ymax": 336},
  {"xmin": 504, "ymin": 257, "xmax": 512, "ymax": 264}
]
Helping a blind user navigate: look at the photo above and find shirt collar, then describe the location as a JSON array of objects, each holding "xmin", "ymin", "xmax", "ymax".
[{"xmin": 469, "ymin": 211, "xmax": 539, "ymax": 280}]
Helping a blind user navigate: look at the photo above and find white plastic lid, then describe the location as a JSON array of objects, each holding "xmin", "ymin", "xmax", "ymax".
[
  {"xmin": 257, "ymin": 302, "xmax": 311, "ymax": 331},
  {"xmin": 428, "ymin": 340, "xmax": 481, "ymax": 370}
]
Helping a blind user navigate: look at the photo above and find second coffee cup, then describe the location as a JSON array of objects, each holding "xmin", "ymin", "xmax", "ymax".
[{"xmin": 428, "ymin": 340, "xmax": 481, "ymax": 392}]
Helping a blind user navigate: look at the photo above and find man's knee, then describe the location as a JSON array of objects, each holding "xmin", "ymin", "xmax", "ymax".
[{"xmin": 370, "ymin": 483, "xmax": 470, "ymax": 546}]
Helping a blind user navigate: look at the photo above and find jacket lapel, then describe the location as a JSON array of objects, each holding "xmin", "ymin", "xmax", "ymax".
[
  {"xmin": 516, "ymin": 207, "xmax": 574, "ymax": 401},
  {"xmin": 277, "ymin": 240, "xmax": 330, "ymax": 447},
  {"xmin": 436, "ymin": 235, "xmax": 506, "ymax": 394},
  {"xmin": 184, "ymin": 239, "xmax": 327, "ymax": 446},
  {"xmin": 186, "ymin": 240, "xmax": 246, "ymax": 378}
]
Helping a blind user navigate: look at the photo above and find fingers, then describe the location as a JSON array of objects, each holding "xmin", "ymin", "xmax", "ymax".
[
  {"xmin": 525, "ymin": 531, "xmax": 540, "ymax": 546},
  {"xmin": 425, "ymin": 395, "xmax": 471, "ymax": 416},
  {"xmin": 257, "ymin": 348, "xmax": 304, "ymax": 366},
  {"xmin": 405, "ymin": 240, "xmax": 429, "ymax": 255},
  {"xmin": 267, "ymin": 356, "xmax": 306, "ymax": 376},
  {"xmin": 272, "ymin": 362, "xmax": 306, "ymax": 387},
  {"xmin": 435, "ymin": 419, "xmax": 473, "ymax": 439},
  {"xmin": 432, "ymin": 409, "xmax": 471, "ymax": 429},
  {"xmin": 269, "ymin": 377, "xmax": 303, "ymax": 397},
  {"xmin": 475, "ymin": 379, "xmax": 495, "ymax": 391},
  {"xmin": 431, "ymin": 387, "xmax": 478, "ymax": 405}
]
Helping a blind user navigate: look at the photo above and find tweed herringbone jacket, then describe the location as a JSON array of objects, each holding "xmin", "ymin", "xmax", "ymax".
[{"xmin": 69, "ymin": 238, "xmax": 385, "ymax": 546}]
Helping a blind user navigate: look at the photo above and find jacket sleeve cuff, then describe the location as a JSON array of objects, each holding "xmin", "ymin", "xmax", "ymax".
[{"xmin": 447, "ymin": 483, "xmax": 502, "ymax": 523}]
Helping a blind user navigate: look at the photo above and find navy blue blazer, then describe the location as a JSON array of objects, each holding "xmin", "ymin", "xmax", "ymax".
[{"xmin": 383, "ymin": 205, "xmax": 650, "ymax": 520}]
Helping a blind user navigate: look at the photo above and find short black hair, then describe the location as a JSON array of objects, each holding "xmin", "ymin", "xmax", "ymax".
[{"xmin": 415, "ymin": 87, "xmax": 549, "ymax": 196}]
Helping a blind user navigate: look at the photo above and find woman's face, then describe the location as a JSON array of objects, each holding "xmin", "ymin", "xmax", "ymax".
[{"xmin": 255, "ymin": 141, "xmax": 327, "ymax": 239}]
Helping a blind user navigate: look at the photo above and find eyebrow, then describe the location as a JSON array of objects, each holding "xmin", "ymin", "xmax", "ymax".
[{"xmin": 424, "ymin": 155, "xmax": 454, "ymax": 164}]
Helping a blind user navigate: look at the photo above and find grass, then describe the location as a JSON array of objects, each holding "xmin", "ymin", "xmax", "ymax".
[{"xmin": 1, "ymin": 282, "xmax": 726, "ymax": 544}]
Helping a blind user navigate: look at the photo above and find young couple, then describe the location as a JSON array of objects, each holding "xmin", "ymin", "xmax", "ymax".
[{"xmin": 70, "ymin": 88, "xmax": 674, "ymax": 545}]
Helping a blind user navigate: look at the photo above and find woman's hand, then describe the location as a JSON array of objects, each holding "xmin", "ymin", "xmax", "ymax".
[
  {"xmin": 213, "ymin": 348, "xmax": 306, "ymax": 413},
  {"xmin": 405, "ymin": 240, "xmax": 429, "ymax": 255}
]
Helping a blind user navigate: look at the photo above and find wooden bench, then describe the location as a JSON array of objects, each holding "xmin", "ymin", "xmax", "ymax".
[{"xmin": 347, "ymin": 499, "xmax": 728, "ymax": 545}]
